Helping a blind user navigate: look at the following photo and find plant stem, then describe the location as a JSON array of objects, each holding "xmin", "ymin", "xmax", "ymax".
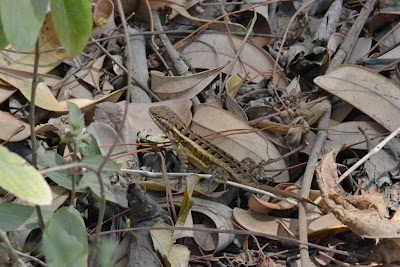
[{"xmin": 29, "ymin": 39, "xmax": 45, "ymax": 232}]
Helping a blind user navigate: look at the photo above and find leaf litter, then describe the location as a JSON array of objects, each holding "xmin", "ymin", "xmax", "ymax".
[{"xmin": 2, "ymin": 0, "xmax": 400, "ymax": 266}]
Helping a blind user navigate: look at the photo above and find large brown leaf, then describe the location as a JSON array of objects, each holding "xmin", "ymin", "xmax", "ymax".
[{"xmin": 314, "ymin": 65, "xmax": 400, "ymax": 131}]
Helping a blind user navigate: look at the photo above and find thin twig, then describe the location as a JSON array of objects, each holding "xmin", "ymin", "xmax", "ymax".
[
  {"xmin": 121, "ymin": 169, "xmax": 299, "ymax": 206},
  {"xmin": 200, "ymin": 0, "xmax": 290, "ymax": 5},
  {"xmin": 89, "ymin": 36, "xmax": 161, "ymax": 101},
  {"xmin": 376, "ymin": 58, "xmax": 400, "ymax": 73},
  {"xmin": 28, "ymin": 39, "xmax": 46, "ymax": 232},
  {"xmin": 88, "ymin": 0, "xmax": 134, "ymax": 263},
  {"xmin": 218, "ymin": 10, "xmax": 257, "ymax": 97},
  {"xmin": 0, "ymin": 231, "xmax": 27, "ymax": 267},
  {"xmin": 337, "ymin": 125, "xmax": 400, "ymax": 184},
  {"xmin": 263, "ymin": 142, "xmax": 307, "ymax": 165},
  {"xmin": 159, "ymin": 152, "xmax": 177, "ymax": 222},
  {"xmin": 97, "ymin": 226, "xmax": 368, "ymax": 260},
  {"xmin": 13, "ymin": 249, "xmax": 47, "ymax": 266},
  {"xmin": 362, "ymin": 21, "xmax": 400, "ymax": 59},
  {"xmin": 39, "ymin": 162, "xmax": 97, "ymax": 175},
  {"xmin": 298, "ymin": 105, "xmax": 331, "ymax": 266},
  {"xmin": 327, "ymin": 0, "xmax": 376, "ymax": 70},
  {"xmin": 272, "ymin": 0, "xmax": 316, "ymax": 96}
]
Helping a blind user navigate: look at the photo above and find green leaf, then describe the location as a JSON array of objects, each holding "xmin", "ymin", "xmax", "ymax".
[
  {"xmin": 50, "ymin": 0, "xmax": 92, "ymax": 58},
  {"xmin": 67, "ymin": 101, "xmax": 84, "ymax": 135},
  {"xmin": 37, "ymin": 145, "xmax": 83, "ymax": 191},
  {"xmin": 77, "ymin": 172, "xmax": 116, "ymax": 203},
  {"xmin": 0, "ymin": 145, "xmax": 52, "ymax": 206},
  {"xmin": 82, "ymin": 133, "xmax": 102, "ymax": 157},
  {"xmin": 0, "ymin": 12, "xmax": 9, "ymax": 50},
  {"xmin": 99, "ymin": 237, "xmax": 117, "ymax": 267},
  {"xmin": 0, "ymin": 203, "xmax": 53, "ymax": 231},
  {"xmin": 81, "ymin": 155, "xmax": 121, "ymax": 174},
  {"xmin": 0, "ymin": 0, "xmax": 48, "ymax": 51},
  {"xmin": 42, "ymin": 206, "xmax": 88, "ymax": 266},
  {"xmin": 37, "ymin": 145, "xmax": 64, "ymax": 168}
]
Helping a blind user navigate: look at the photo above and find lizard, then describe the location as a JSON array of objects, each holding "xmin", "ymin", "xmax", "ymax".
[{"xmin": 149, "ymin": 105, "xmax": 316, "ymax": 206}]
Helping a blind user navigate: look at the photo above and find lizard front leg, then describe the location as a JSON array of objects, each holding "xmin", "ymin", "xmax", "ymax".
[{"xmin": 241, "ymin": 157, "xmax": 265, "ymax": 184}]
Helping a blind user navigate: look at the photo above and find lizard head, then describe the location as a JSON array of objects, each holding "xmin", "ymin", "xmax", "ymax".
[{"xmin": 149, "ymin": 106, "xmax": 186, "ymax": 137}]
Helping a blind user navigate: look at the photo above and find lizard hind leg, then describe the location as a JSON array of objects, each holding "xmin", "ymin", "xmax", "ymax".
[{"xmin": 209, "ymin": 164, "xmax": 231, "ymax": 181}]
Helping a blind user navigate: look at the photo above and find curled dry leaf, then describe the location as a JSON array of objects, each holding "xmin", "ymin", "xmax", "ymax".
[
  {"xmin": 369, "ymin": 11, "xmax": 400, "ymax": 33},
  {"xmin": 315, "ymin": 151, "xmax": 400, "ymax": 239},
  {"xmin": 16, "ymin": 79, "xmax": 127, "ymax": 112},
  {"xmin": 233, "ymin": 208, "xmax": 345, "ymax": 238},
  {"xmin": 179, "ymin": 33, "xmax": 289, "ymax": 85},
  {"xmin": 187, "ymin": 196, "xmax": 235, "ymax": 253},
  {"xmin": 240, "ymin": 0, "xmax": 271, "ymax": 47},
  {"xmin": 326, "ymin": 33, "xmax": 344, "ymax": 56},
  {"xmin": 191, "ymin": 104, "xmax": 289, "ymax": 182},
  {"xmin": 35, "ymin": 123, "xmax": 59, "ymax": 135},
  {"xmin": 314, "ymin": 65, "xmax": 400, "ymax": 131},
  {"xmin": 248, "ymin": 188, "xmax": 326, "ymax": 212},
  {"xmin": 225, "ymin": 74, "xmax": 248, "ymax": 122},
  {"xmin": 92, "ymin": 0, "xmax": 116, "ymax": 39},
  {"xmin": 150, "ymin": 65, "xmax": 224, "ymax": 100}
]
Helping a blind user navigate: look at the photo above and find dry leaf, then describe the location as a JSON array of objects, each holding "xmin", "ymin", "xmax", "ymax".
[
  {"xmin": 314, "ymin": 65, "xmax": 400, "ymax": 131},
  {"xmin": 35, "ymin": 123, "xmax": 59, "ymax": 135},
  {"xmin": 74, "ymin": 55, "xmax": 106, "ymax": 91},
  {"xmin": 186, "ymin": 196, "xmax": 234, "ymax": 253},
  {"xmin": 233, "ymin": 208, "xmax": 345, "ymax": 237},
  {"xmin": 0, "ymin": 67, "xmax": 62, "ymax": 88},
  {"xmin": 179, "ymin": 33, "xmax": 289, "ymax": 85},
  {"xmin": 347, "ymin": 37, "xmax": 372, "ymax": 64},
  {"xmin": 369, "ymin": 11, "xmax": 400, "ymax": 33},
  {"xmin": 325, "ymin": 121, "xmax": 387, "ymax": 152},
  {"xmin": 16, "ymin": 78, "xmax": 126, "ymax": 112},
  {"xmin": 120, "ymin": 99, "xmax": 192, "ymax": 135},
  {"xmin": 240, "ymin": 0, "xmax": 271, "ymax": 47},
  {"xmin": 169, "ymin": 3, "xmax": 247, "ymax": 33},
  {"xmin": 326, "ymin": 33, "xmax": 344, "ymax": 56},
  {"xmin": 248, "ymin": 188, "xmax": 325, "ymax": 212},
  {"xmin": 0, "ymin": 13, "xmax": 67, "ymax": 74},
  {"xmin": 151, "ymin": 65, "xmax": 224, "ymax": 100},
  {"xmin": 315, "ymin": 151, "xmax": 400, "ymax": 239},
  {"xmin": 0, "ymin": 85, "xmax": 17, "ymax": 105},
  {"xmin": 0, "ymin": 111, "xmax": 31, "ymax": 142},
  {"xmin": 92, "ymin": 0, "xmax": 116, "ymax": 39}
]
